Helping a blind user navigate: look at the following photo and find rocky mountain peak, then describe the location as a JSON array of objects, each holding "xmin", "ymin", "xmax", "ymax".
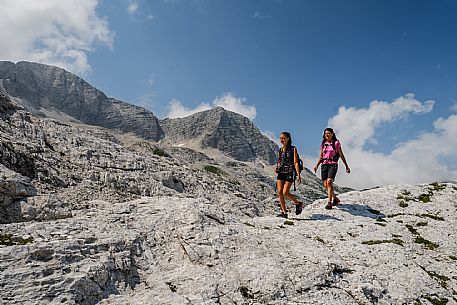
[
  {"xmin": 0, "ymin": 61, "xmax": 164, "ymax": 141},
  {"xmin": 160, "ymin": 107, "xmax": 279, "ymax": 165}
]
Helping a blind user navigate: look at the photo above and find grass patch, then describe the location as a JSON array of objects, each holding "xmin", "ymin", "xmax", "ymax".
[
  {"xmin": 424, "ymin": 296, "xmax": 448, "ymax": 305},
  {"xmin": 392, "ymin": 234, "xmax": 402, "ymax": 238},
  {"xmin": 425, "ymin": 270, "xmax": 450, "ymax": 288},
  {"xmin": 449, "ymin": 256, "xmax": 457, "ymax": 260},
  {"xmin": 416, "ymin": 222, "xmax": 428, "ymax": 227},
  {"xmin": 284, "ymin": 220, "xmax": 294, "ymax": 226},
  {"xmin": 415, "ymin": 236, "xmax": 439, "ymax": 250},
  {"xmin": 406, "ymin": 224, "xmax": 418, "ymax": 235},
  {"xmin": 334, "ymin": 266, "xmax": 355, "ymax": 274},
  {"xmin": 362, "ymin": 239, "xmax": 404, "ymax": 246},
  {"xmin": 429, "ymin": 182, "xmax": 446, "ymax": 191},
  {"xmin": 419, "ymin": 214, "xmax": 444, "ymax": 221},
  {"xmin": 375, "ymin": 222, "xmax": 386, "ymax": 227},
  {"xmin": 152, "ymin": 147, "xmax": 170, "ymax": 157},
  {"xmin": 315, "ymin": 237, "xmax": 325, "ymax": 243},
  {"xmin": 405, "ymin": 224, "xmax": 439, "ymax": 250},
  {"xmin": 166, "ymin": 282, "xmax": 177, "ymax": 292},
  {"xmin": 204, "ymin": 165, "xmax": 226, "ymax": 176},
  {"xmin": 399, "ymin": 200, "xmax": 409, "ymax": 208},
  {"xmin": 0, "ymin": 234, "xmax": 34, "ymax": 246},
  {"xmin": 418, "ymin": 194, "xmax": 431, "ymax": 203}
]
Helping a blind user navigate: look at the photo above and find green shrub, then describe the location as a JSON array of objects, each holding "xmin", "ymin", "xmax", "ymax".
[
  {"xmin": 399, "ymin": 200, "xmax": 408, "ymax": 208},
  {"xmin": 204, "ymin": 165, "xmax": 225, "ymax": 175},
  {"xmin": 419, "ymin": 214, "xmax": 444, "ymax": 221},
  {"xmin": 415, "ymin": 237, "xmax": 439, "ymax": 250},
  {"xmin": 418, "ymin": 194, "xmax": 431, "ymax": 203},
  {"xmin": 424, "ymin": 296, "xmax": 448, "ymax": 305},
  {"xmin": 0, "ymin": 234, "xmax": 34, "ymax": 246},
  {"xmin": 362, "ymin": 239, "xmax": 404, "ymax": 246},
  {"xmin": 429, "ymin": 182, "xmax": 446, "ymax": 191}
]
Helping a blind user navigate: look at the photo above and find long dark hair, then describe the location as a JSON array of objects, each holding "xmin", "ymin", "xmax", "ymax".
[
  {"xmin": 321, "ymin": 127, "xmax": 338, "ymax": 147},
  {"xmin": 281, "ymin": 131, "xmax": 292, "ymax": 149}
]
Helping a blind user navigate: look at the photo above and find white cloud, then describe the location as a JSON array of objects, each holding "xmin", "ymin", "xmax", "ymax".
[
  {"xmin": 329, "ymin": 93, "xmax": 434, "ymax": 150},
  {"xmin": 147, "ymin": 73, "xmax": 155, "ymax": 86},
  {"xmin": 0, "ymin": 0, "xmax": 114, "ymax": 75},
  {"xmin": 252, "ymin": 12, "xmax": 271, "ymax": 20},
  {"xmin": 261, "ymin": 130, "xmax": 280, "ymax": 145},
  {"xmin": 167, "ymin": 99, "xmax": 212, "ymax": 119},
  {"xmin": 304, "ymin": 94, "xmax": 457, "ymax": 189},
  {"xmin": 128, "ymin": 2, "xmax": 139, "ymax": 15},
  {"xmin": 135, "ymin": 93, "xmax": 156, "ymax": 111},
  {"xmin": 213, "ymin": 93, "xmax": 256, "ymax": 120},
  {"xmin": 451, "ymin": 102, "xmax": 457, "ymax": 113},
  {"xmin": 166, "ymin": 93, "xmax": 257, "ymax": 120}
]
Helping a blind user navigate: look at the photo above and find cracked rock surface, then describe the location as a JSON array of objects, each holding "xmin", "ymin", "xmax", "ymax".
[{"xmin": 1, "ymin": 81, "xmax": 456, "ymax": 305}]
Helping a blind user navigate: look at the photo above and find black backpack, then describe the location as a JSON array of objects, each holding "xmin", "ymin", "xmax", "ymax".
[{"xmin": 293, "ymin": 146, "xmax": 303, "ymax": 191}]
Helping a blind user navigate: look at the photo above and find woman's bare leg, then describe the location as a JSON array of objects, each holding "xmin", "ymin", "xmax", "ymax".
[
  {"xmin": 277, "ymin": 180, "xmax": 286, "ymax": 214},
  {"xmin": 283, "ymin": 181, "xmax": 300, "ymax": 205}
]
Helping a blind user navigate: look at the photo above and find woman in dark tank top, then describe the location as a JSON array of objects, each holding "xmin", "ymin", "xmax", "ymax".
[{"xmin": 275, "ymin": 132, "xmax": 303, "ymax": 218}]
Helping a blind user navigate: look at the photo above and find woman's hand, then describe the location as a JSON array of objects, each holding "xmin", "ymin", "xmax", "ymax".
[
  {"xmin": 313, "ymin": 165, "xmax": 318, "ymax": 173},
  {"xmin": 297, "ymin": 175, "xmax": 302, "ymax": 184}
]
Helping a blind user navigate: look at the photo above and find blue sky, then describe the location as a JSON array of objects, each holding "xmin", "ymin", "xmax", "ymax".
[{"xmin": 1, "ymin": 0, "xmax": 456, "ymax": 188}]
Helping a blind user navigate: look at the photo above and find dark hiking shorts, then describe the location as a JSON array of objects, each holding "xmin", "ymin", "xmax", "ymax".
[
  {"xmin": 321, "ymin": 163, "xmax": 338, "ymax": 181},
  {"xmin": 277, "ymin": 172, "xmax": 294, "ymax": 183}
]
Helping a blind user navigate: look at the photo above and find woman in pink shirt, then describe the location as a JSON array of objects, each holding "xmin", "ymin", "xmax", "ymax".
[{"xmin": 313, "ymin": 128, "xmax": 350, "ymax": 209}]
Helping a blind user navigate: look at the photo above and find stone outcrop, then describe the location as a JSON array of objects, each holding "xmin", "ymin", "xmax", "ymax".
[
  {"xmin": 160, "ymin": 107, "xmax": 279, "ymax": 165},
  {"xmin": 1, "ymin": 183, "xmax": 456, "ymax": 305},
  {"xmin": 0, "ymin": 61, "xmax": 164, "ymax": 141}
]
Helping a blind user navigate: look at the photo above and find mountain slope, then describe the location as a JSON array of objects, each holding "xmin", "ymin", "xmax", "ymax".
[
  {"xmin": 0, "ymin": 61, "xmax": 164, "ymax": 141},
  {"xmin": 160, "ymin": 107, "xmax": 279, "ymax": 165}
]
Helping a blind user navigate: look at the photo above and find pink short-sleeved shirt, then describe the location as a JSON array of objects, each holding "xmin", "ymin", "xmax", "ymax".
[{"xmin": 321, "ymin": 140, "xmax": 340, "ymax": 164}]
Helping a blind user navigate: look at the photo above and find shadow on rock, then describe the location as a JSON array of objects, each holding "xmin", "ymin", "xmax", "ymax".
[
  {"xmin": 335, "ymin": 203, "xmax": 386, "ymax": 219},
  {"xmin": 291, "ymin": 214, "xmax": 342, "ymax": 221}
]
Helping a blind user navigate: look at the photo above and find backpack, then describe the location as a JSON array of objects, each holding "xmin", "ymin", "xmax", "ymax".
[
  {"xmin": 293, "ymin": 147, "xmax": 303, "ymax": 191},
  {"xmin": 322, "ymin": 141, "xmax": 340, "ymax": 162}
]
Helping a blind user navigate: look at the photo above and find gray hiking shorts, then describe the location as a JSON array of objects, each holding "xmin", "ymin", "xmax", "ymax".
[{"xmin": 321, "ymin": 163, "xmax": 338, "ymax": 181}]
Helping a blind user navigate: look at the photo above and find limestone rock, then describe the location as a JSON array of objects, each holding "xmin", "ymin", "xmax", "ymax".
[
  {"xmin": 0, "ymin": 164, "xmax": 37, "ymax": 223},
  {"xmin": 1, "ymin": 183, "xmax": 456, "ymax": 305}
]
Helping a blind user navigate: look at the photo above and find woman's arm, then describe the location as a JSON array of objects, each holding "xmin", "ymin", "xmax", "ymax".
[
  {"xmin": 294, "ymin": 147, "xmax": 301, "ymax": 182},
  {"xmin": 275, "ymin": 149, "xmax": 281, "ymax": 173},
  {"xmin": 313, "ymin": 147, "xmax": 323, "ymax": 173},
  {"xmin": 338, "ymin": 146, "xmax": 350, "ymax": 173}
]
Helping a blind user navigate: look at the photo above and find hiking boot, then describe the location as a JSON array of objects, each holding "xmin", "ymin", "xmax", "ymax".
[
  {"xmin": 277, "ymin": 212, "xmax": 288, "ymax": 219},
  {"xmin": 332, "ymin": 197, "xmax": 341, "ymax": 206},
  {"xmin": 325, "ymin": 202, "xmax": 333, "ymax": 210},
  {"xmin": 295, "ymin": 202, "xmax": 304, "ymax": 215}
]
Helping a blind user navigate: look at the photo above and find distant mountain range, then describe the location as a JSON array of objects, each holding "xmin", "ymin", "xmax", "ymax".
[{"xmin": 0, "ymin": 61, "xmax": 278, "ymax": 165}]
